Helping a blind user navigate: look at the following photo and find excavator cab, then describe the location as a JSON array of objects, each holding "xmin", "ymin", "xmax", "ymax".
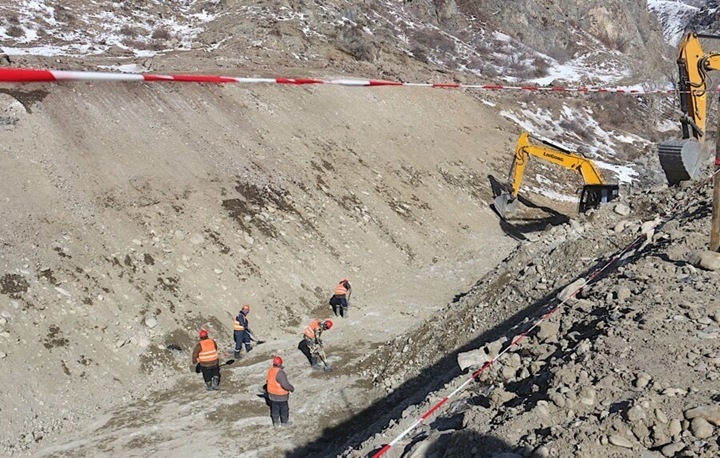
[{"xmin": 578, "ymin": 184, "xmax": 620, "ymax": 213}]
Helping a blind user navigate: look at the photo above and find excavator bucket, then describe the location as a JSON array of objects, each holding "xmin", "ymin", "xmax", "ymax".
[
  {"xmin": 493, "ymin": 193, "xmax": 518, "ymax": 219},
  {"xmin": 657, "ymin": 139, "xmax": 704, "ymax": 186}
]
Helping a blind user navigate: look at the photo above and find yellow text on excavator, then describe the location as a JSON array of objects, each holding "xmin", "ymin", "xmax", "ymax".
[
  {"xmin": 658, "ymin": 32, "xmax": 720, "ymax": 185},
  {"xmin": 493, "ymin": 132, "xmax": 619, "ymax": 218}
]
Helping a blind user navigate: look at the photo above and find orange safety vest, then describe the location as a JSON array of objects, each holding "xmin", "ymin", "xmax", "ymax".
[
  {"xmin": 304, "ymin": 320, "xmax": 321, "ymax": 339},
  {"xmin": 197, "ymin": 339, "xmax": 219, "ymax": 363},
  {"xmin": 334, "ymin": 282, "xmax": 348, "ymax": 296},
  {"xmin": 267, "ymin": 367, "xmax": 289, "ymax": 396},
  {"xmin": 233, "ymin": 318, "xmax": 245, "ymax": 331}
]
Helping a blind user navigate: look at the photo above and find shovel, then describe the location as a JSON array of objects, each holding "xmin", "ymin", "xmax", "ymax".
[
  {"xmin": 248, "ymin": 331, "xmax": 266, "ymax": 345},
  {"xmin": 317, "ymin": 345, "xmax": 333, "ymax": 372}
]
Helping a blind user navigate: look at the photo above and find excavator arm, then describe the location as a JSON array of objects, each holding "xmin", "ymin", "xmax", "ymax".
[
  {"xmin": 494, "ymin": 132, "xmax": 619, "ymax": 218},
  {"xmin": 658, "ymin": 32, "xmax": 720, "ymax": 185},
  {"xmin": 505, "ymin": 132, "xmax": 605, "ymax": 197}
]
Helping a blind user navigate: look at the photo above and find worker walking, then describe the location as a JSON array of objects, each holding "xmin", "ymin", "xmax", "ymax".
[
  {"xmin": 329, "ymin": 278, "xmax": 351, "ymax": 318},
  {"xmin": 266, "ymin": 356, "xmax": 295, "ymax": 427},
  {"xmin": 303, "ymin": 319, "xmax": 333, "ymax": 371},
  {"xmin": 192, "ymin": 329, "xmax": 221, "ymax": 391},
  {"xmin": 233, "ymin": 304, "xmax": 253, "ymax": 359}
]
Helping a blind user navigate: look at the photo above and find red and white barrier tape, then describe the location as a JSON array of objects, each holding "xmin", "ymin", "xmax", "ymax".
[
  {"xmin": 371, "ymin": 175, "xmax": 715, "ymax": 457},
  {"xmin": 0, "ymin": 67, "xmax": 690, "ymax": 95}
]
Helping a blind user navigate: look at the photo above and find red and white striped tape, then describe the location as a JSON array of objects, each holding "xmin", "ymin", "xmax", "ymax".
[{"xmin": 0, "ymin": 67, "xmax": 687, "ymax": 94}]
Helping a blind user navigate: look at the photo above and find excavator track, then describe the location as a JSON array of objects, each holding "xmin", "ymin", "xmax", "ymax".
[{"xmin": 657, "ymin": 139, "xmax": 704, "ymax": 186}]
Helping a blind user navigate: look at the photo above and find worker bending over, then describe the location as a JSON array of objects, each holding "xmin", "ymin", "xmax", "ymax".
[
  {"xmin": 329, "ymin": 278, "xmax": 351, "ymax": 318},
  {"xmin": 303, "ymin": 319, "xmax": 333, "ymax": 372},
  {"xmin": 192, "ymin": 329, "xmax": 221, "ymax": 391}
]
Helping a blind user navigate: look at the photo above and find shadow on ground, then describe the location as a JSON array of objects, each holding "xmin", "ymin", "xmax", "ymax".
[{"xmin": 284, "ymin": 221, "xmax": 654, "ymax": 458}]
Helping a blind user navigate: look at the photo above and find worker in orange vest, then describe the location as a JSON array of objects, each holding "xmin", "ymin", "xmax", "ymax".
[
  {"xmin": 329, "ymin": 278, "xmax": 351, "ymax": 318},
  {"xmin": 191, "ymin": 329, "xmax": 221, "ymax": 391},
  {"xmin": 303, "ymin": 319, "xmax": 333, "ymax": 371},
  {"xmin": 266, "ymin": 356, "xmax": 295, "ymax": 427},
  {"xmin": 233, "ymin": 304, "xmax": 253, "ymax": 359}
]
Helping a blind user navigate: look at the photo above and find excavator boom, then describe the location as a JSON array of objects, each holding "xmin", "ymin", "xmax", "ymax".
[
  {"xmin": 658, "ymin": 32, "xmax": 720, "ymax": 185},
  {"xmin": 494, "ymin": 132, "xmax": 619, "ymax": 218}
]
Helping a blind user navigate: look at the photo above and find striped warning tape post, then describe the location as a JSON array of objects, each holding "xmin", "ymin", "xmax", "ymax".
[{"xmin": 0, "ymin": 66, "xmax": 692, "ymax": 94}]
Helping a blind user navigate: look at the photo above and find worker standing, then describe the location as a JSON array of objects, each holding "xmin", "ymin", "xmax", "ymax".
[
  {"xmin": 266, "ymin": 356, "xmax": 295, "ymax": 427},
  {"xmin": 233, "ymin": 304, "xmax": 253, "ymax": 359},
  {"xmin": 303, "ymin": 319, "xmax": 333, "ymax": 371},
  {"xmin": 191, "ymin": 329, "xmax": 221, "ymax": 391},
  {"xmin": 329, "ymin": 278, "xmax": 351, "ymax": 318}
]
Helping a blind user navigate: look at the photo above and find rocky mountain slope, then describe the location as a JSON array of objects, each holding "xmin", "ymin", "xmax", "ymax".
[
  {"xmin": 2, "ymin": 1, "xmax": 719, "ymax": 457},
  {"xmin": 347, "ymin": 181, "xmax": 720, "ymax": 458}
]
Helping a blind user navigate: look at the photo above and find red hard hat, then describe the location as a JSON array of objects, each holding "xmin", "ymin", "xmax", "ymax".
[
  {"xmin": 199, "ymin": 329, "xmax": 208, "ymax": 338},
  {"xmin": 273, "ymin": 356, "xmax": 283, "ymax": 366},
  {"xmin": 323, "ymin": 320, "xmax": 333, "ymax": 330}
]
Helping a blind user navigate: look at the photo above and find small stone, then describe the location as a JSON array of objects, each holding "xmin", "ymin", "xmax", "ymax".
[
  {"xmin": 531, "ymin": 445, "xmax": 549, "ymax": 458},
  {"xmin": 627, "ymin": 405, "xmax": 646, "ymax": 422},
  {"xmin": 608, "ymin": 434, "xmax": 633, "ymax": 448},
  {"xmin": 690, "ymin": 417, "xmax": 714, "ymax": 438},
  {"xmin": 655, "ymin": 408, "xmax": 668, "ymax": 424},
  {"xmin": 669, "ymin": 418, "xmax": 682, "ymax": 437},
  {"xmin": 661, "ymin": 442, "xmax": 685, "ymax": 457},
  {"xmin": 614, "ymin": 203, "xmax": 631, "ymax": 216},
  {"xmin": 144, "ymin": 316, "xmax": 158, "ymax": 329},
  {"xmin": 635, "ymin": 373, "xmax": 652, "ymax": 389},
  {"xmin": 685, "ymin": 405, "xmax": 720, "ymax": 425}
]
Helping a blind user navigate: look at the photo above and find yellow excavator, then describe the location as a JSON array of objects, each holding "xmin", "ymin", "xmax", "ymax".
[
  {"xmin": 493, "ymin": 132, "xmax": 619, "ymax": 218},
  {"xmin": 658, "ymin": 32, "xmax": 720, "ymax": 185}
]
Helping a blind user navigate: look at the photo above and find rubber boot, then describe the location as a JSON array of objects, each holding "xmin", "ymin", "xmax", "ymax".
[
  {"xmin": 211, "ymin": 376, "xmax": 220, "ymax": 390},
  {"xmin": 341, "ymin": 306, "xmax": 348, "ymax": 318},
  {"xmin": 234, "ymin": 350, "xmax": 241, "ymax": 359},
  {"xmin": 311, "ymin": 356, "xmax": 320, "ymax": 368},
  {"xmin": 205, "ymin": 381, "xmax": 213, "ymax": 391}
]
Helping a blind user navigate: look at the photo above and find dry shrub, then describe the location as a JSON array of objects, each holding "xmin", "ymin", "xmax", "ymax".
[
  {"xmin": 411, "ymin": 29, "xmax": 456, "ymax": 54},
  {"xmin": 410, "ymin": 46, "xmax": 428, "ymax": 63},
  {"xmin": 55, "ymin": 6, "xmax": 76, "ymax": 24},
  {"xmin": 120, "ymin": 25, "xmax": 143, "ymax": 38},
  {"xmin": 465, "ymin": 59, "xmax": 499, "ymax": 77},
  {"xmin": 122, "ymin": 37, "xmax": 152, "ymax": 50},
  {"xmin": 592, "ymin": 94, "xmax": 640, "ymax": 129},
  {"xmin": 531, "ymin": 57, "xmax": 550, "ymax": 77},
  {"xmin": 336, "ymin": 24, "xmax": 376, "ymax": 62},
  {"xmin": 596, "ymin": 31, "xmax": 628, "ymax": 53},
  {"xmin": 151, "ymin": 27, "xmax": 172, "ymax": 40},
  {"xmin": 7, "ymin": 25, "xmax": 24, "ymax": 38},
  {"xmin": 5, "ymin": 14, "xmax": 20, "ymax": 25},
  {"xmin": 559, "ymin": 118, "xmax": 593, "ymax": 142},
  {"xmin": 546, "ymin": 44, "xmax": 574, "ymax": 63}
]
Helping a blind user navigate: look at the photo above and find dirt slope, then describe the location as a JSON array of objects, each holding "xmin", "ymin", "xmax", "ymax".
[{"xmin": 0, "ymin": 70, "xmax": 521, "ymax": 456}]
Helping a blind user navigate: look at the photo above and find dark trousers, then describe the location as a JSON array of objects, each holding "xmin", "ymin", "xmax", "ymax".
[
  {"xmin": 200, "ymin": 364, "xmax": 220, "ymax": 384},
  {"xmin": 330, "ymin": 295, "xmax": 348, "ymax": 317},
  {"xmin": 270, "ymin": 400, "xmax": 289, "ymax": 424},
  {"xmin": 234, "ymin": 331, "xmax": 251, "ymax": 352}
]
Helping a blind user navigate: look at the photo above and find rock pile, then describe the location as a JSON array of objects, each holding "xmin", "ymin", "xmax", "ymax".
[{"xmin": 349, "ymin": 179, "xmax": 720, "ymax": 457}]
